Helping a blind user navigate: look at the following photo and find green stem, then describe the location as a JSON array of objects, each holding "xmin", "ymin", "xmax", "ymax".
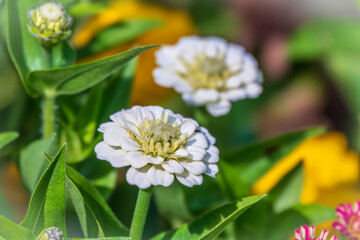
[
  {"xmin": 42, "ymin": 96, "xmax": 56, "ymax": 139},
  {"xmin": 130, "ymin": 186, "xmax": 154, "ymax": 240}
]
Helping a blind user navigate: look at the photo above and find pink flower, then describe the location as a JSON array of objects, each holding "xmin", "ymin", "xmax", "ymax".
[
  {"xmin": 333, "ymin": 201, "xmax": 360, "ymax": 239},
  {"xmin": 295, "ymin": 225, "xmax": 338, "ymax": 240}
]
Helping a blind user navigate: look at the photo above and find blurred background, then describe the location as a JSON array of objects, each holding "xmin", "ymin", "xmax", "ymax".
[{"xmin": 1, "ymin": 0, "xmax": 360, "ymax": 239}]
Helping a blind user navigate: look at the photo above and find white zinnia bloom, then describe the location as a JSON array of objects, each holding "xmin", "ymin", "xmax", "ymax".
[
  {"xmin": 94, "ymin": 106, "xmax": 219, "ymax": 189},
  {"xmin": 153, "ymin": 36, "xmax": 263, "ymax": 117}
]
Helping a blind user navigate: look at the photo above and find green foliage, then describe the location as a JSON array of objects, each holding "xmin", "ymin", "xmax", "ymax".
[
  {"xmin": 269, "ymin": 163, "xmax": 303, "ymax": 213},
  {"xmin": 6, "ymin": 0, "xmax": 157, "ymax": 97},
  {"xmin": 288, "ymin": 21, "xmax": 360, "ymax": 61},
  {"xmin": 78, "ymin": 19, "xmax": 163, "ymax": 57},
  {"xmin": 68, "ymin": 1, "xmax": 108, "ymax": 17},
  {"xmin": 233, "ymin": 163, "xmax": 335, "ymax": 240},
  {"xmin": 6, "ymin": 0, "xmax": 74, "ymax": 96},
  {"xmin": 27, "ymin": 45, "xmax": 158, "ymax": 97},
  {"xmin": 19, "ymin": 135, "xmax": 56, "ymax": 192},
  {"xmin": 288, "ymin": 20, "xmax": 360, "ymax": 149},
  {"xmin": 21, "ymin": 145, "xmax": 67, "ymax": 236},
  {"xmin": 66, "ymin": 238, "xmax": 130, "ymax": 240},
  {"xmin": 151, "ymin": 195, "xmax": 266, "ymax": 240},
  {"xmin": 0, "ymin": 215, "xmax": 36, "ymax": 240},
  {"xmin": 223, "ymin": 127, "xmax": 325, "ymax": 185},
  {"xmin": 154, "ymin": 183, "xmax": 193, "ymax": 223},
  {"xmin": 65, "ymin": 166, "xmax": 129, "ymax": 237},
  {"xmin": 0, "ymin": 131, "xmax": 18, "ymax": 150}
]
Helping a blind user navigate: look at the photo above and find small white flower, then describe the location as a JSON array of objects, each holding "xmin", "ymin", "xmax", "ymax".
[
  {"xmin": 153, "ymin": 36, "xmax": 263, "ymax": 117},
  {"xmin": 95, "ymin": 106, "xmax": 219, "ymax": 189}
]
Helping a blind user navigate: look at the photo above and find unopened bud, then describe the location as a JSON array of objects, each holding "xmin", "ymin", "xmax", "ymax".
[
  {"xmin": 37, "ymin": 227, "xmax": 64, "ymax": 240},
  {"xmin": 27, "ymin": 1, "xmax": 72, "ymax": 46}
]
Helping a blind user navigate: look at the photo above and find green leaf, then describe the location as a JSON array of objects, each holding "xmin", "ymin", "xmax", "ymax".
[
  {"xmin": 288, "ymin": 21, "xmax": 360, "ymax": 61},
  {"xmin": 223, "ymin": 127, "xmax": 326, "ymax": 184},
  {"xmin": 151, "ymin": 195, "xmax": 266, "ymax": 240},
  {"xmin": 19, "ymin": 135, "xmax": 56, "ymax": 192},
  {"xmin": 0, "ymin": 131, "xmax": 18, "ymax": 150},
  {"xmin": 6, "ymin": 0, "xmax": 45, "ymax": 96},
  {"xmin": 28, "ymin": 45, "xmax": 159, "ymax": 96},
  {"xmin": 78, "ymin": 19, "xmax": 163, "ymax": 57},
  {"xmin": 266, "ymin": 204, "xmax": 336, "ymax": 240},
  {"xmin": 74, "ymin": 85, "xmax": 104, "ymax": 145},
  {"xmin": 216, "ymin": 161, "xmax": 250, "ymax": 200},
  {"xmin": 269, "ymin": 162, "xmax": 304, "ymax": 213},
  {"xmin": 0, "ymin": 215, "xmax": 36, "ymax": 240},
  {"xmin": 291, "ymin": 204, "xmax": 336, "ymax": 224},
  {"xmin": 60, "ymin": 124, "xmax": 83, "ymax": 164},
  {"xmin": 6, "ymin": 0, "xmax": 73, "ymax": 97},
  {"xmin": 154, "ymin": 183, "xmax": 193, "ymax": 223},
  {"xmin": 21, "ymin": 145, "xmax": 67, "ymax": 236},
  {"xmin": 99, "ymin": 57, "xmax": 137, "ymax": 123},
  {"xmin": 233, "ymin": 200, "xmax": 271, "ymax": 240},
  {"xmin": 51, "ymin": 41, "xmax": 77, "ymax": 68},
  {"xmin": 68, "ymin": 2, "xmax": 108, "ymax": 17},
  {"xmin": 67, "ymin": 178, "xmax": 105, "ymax": 238},
  {"xmin": 65, "ymin": 166, "xmax": 129, "ymax": 237},
  {"xmin": 66, "ymin": 238, "xmax": 130, "ymax": 240}
]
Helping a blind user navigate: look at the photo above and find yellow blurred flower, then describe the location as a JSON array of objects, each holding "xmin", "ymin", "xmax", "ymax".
[
  {"xmin": 252, "ymin": 132, "xmax": 359, "ymax": 204},
  {"xmin": 73, "ymin": 0, "xmax": 196, "ymax": 105}
]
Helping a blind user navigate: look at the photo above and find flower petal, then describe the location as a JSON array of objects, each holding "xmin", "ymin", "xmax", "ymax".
[
  {"xmin": 147, "ymin": 165, "xmax": 174, "ymax": 187},
  {"xmin": 246, "ymin": 83, "xmax": 263, "ymax": 98},
  {"xmin": 94, "ymin": 141, "xmax": 114, "ymax": 160},
  {"xmin": 98, "ymin": 122, "xmax": 118, "ymax": 133},
  {"xmin": 220, "ymin": 89, "xmax": 247, "ymax": 102},
  {"xmin": 126, "ymin": 167, "xmax": 151, "ymax": 189},
  {"xmin": 107, "ymin": 149, "xmax": 129, "ymax": 168},
  {"xmin": 118, "ymin": 135, "xmax": 140, "ymax": 151},
  {"xmin": 179, "ymin": 120, "xmax": 197, "ymax": 136},
  {"xmin": 198, "ymin": 127, "xmax": 216, "ymax": 145},
  {"xmin": 176, "ymin": 171, "xmax": 203, "ymax": 187},
  {"xmin": 180, "ymin": 160, "xmax": 207, "ymax": 175},
  {"xmin": 145, "ymin": 156, "xmax": 164, "ymax": 165},
  {"xmin": 204, "ymin": 145, "xmax": 219, "ymax": 163},
  {"xmin": 161, "ymin": 160, "xmax": 184, "ymax": 174},
  {"xmin": 186, "ymin": 132, "xmax": 209, "ymax": 148},
  {"xmin": 146, "ymin": 106, "xmax": 164, "ymax": 120},
  {"xmin": 206, "ymin": 100, "xmax": 231, "ymax": 117},
  {"xmin": 103, "ymin": 126, "xmax": 128, "ymax": 146},
  {"xmin": 126, "ymin": 151, "xmax": 148, "ymax": 168},
  {"xmin": 173, "ymin": 149, "xmax": 189, "ymax": 157},
  {"xmin": 205, "ymin": 163, "xmax": 219, "ymax": 178},
  {"xmin": 193, "ymin": 89, "xmax": 219, "ymax": 103},
  {"xmin": 185, "ymin": 146, "xmax": 207, "ymax": 161}
]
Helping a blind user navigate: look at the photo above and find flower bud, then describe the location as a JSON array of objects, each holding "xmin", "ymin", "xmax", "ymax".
[
  {"xmin": 27, "ymin": 1, "xmax": 72, "ymax": 46},
  {"xmin": 37, "ymin": 227, "xmax": 64, "ymax": 240}
]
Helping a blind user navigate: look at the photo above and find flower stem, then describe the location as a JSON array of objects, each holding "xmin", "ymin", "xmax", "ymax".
[
  {"xmin": 130, "ymin": 186, "xmax": 154, "ymax": 240},
  {"xmin": 42, "ymin": 95, "xmax": 56, "ymax": 139}
]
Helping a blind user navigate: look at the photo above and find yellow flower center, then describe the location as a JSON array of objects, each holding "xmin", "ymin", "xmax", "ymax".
[
  {"xmin": 178, "ymin": 54, "xmax": 239, "ymax": 90},
  {"xmin": 130, "ymin": 119, "xmax": 187, "ymax": 158}
]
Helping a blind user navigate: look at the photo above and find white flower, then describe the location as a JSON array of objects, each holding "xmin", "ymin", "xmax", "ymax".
[
  {"xmin": 153, "ymin": 36, "xmax": 263, "ymax": 117},
  {"xmin": 94, "ymin": 106, "xmax": 219, "ymax": 189}
]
